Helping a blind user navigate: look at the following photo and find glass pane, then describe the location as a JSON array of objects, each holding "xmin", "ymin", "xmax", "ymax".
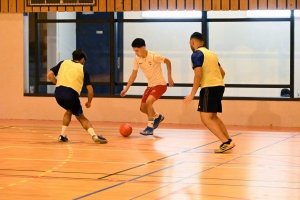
[
  {"xmin": 209, "ymin": 22, "xmax": 290, "ymax": 85},
  {"xmin": 82, "ymin": 85, "xmax": 110, "ymax": 95},
  {"xmin": 123, "ymin": 86, "xmax": 191, "ymax": 96},
  {"xmin": 246, "ymin": 10, "xmax": 291, "ymax": 18},
  {"xmin": 37, "ymin": 21, "xmax": 110, "ymax": 94},
  {"xmin": 224, "ymin": 88, "xmax": 290, "ymax": 98},
  {"xmin": 124, "ymin": 11, "xmax": 202, "ymax": 19},
  {"xmin": 208, "ymin": 11, "xmax": 248, "ymax": 19},
  {"xmin": 122, "ymin": 22, "xmax": 201, "ymax": 92}
]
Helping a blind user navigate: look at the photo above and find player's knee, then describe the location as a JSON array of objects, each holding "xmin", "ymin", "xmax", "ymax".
[
  {"xmin": 66, "ymin": 110, "xmax": 72, "ymax": 115},
  {"xmin": 140, "ymin": 106, "xmax": 147, "ymax": 113},
  {"xmin": 201, "ymin": 117, "xmax": 208, "ymax": 125},
  {"xmin": 145, "ymin": 99, "xmax": 154, "ymax": 107}
]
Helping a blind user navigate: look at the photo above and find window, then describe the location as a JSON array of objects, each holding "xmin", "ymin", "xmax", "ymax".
[{"xmin": 26, "ymin": 10, "xmax": 298, "ymax": 99}]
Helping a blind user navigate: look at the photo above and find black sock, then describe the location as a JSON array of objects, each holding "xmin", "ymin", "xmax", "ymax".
[{"xmin": 223, "ymin": 138, "xmax": 232, "ymax": 144}]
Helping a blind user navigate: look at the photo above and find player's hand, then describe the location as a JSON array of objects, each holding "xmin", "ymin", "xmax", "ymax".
[
  {"xmin": 168, "ymin": 76, "xmax": 175, "ymax": 87},
  {"xmin": 120, "ymin": 89, "xmax": 127, "ymax": 97},
  {"xmin": 85, "ymin": 102, "xmax": 91, "ymax": 108},
  {"xmin": 183, "ymin": 94, "xmax": 194, "ymax": 103}
]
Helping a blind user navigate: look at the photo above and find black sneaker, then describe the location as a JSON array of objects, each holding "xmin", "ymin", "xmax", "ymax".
[
  {"xmin": 214, "ymin": 140, "xmax": 235, "ymax": 153},
  {"xmin": 92, "ymin": 135, "xmax": 108, "ymax": 144},
  {"xmin": 58, "ymin": 135, "xmax": 68, "ymax": 142}
]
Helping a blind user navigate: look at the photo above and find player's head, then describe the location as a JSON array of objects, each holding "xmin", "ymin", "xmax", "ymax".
[
  {"xmin": 190, "ymin": 32, "xmax": 204, "ymax": 52},
  {"xmin": 131, "ymin": 38, "xmax": 147, "ymax": 57},
  {"xmin": 72, "ymin": 50, "xmax": 87, "ymax": 64}
]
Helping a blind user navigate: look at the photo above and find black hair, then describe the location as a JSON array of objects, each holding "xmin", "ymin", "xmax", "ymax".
[
  {"xmin": 131, "ymin": 38, "xmax": 146, "ymax": 48},
  {"xmin": 190, "ymin": 32, "xmax": 204, "ymax": 41},
  {"xmin": 72, "ymin": 50, "xmax": 87, "ymax": 61},
  {"xmin": 280, "ymin": 88, "xmax": 290, "ymax": 97}
]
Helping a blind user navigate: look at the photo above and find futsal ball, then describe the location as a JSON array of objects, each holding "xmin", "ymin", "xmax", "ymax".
[{"xmin": 119, "ymin": 123, "xmax": 132, "ymax": 137}]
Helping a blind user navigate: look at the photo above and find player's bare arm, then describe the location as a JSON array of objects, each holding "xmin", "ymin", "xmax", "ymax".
[
  {"xmin": 86, "ymin": 85, "xmax": 94, "ymax": 108},
  {"xmin": 164, "ymin": 58, "xmax": 174, "ymax": 87},
  {"xmin": 46, "ymin": 70, "xmax": 57, "ymax": 85},
  {"xmin": 219, "ymin": 65, "xmax": 225, "ymax": 78},
  {"xmin": 183, "ymin": 67, "xmax": 202, "ymax": 103},
  {"xmin": 120, "ymin": 70, "xmax": 138, "ymax": 97}
]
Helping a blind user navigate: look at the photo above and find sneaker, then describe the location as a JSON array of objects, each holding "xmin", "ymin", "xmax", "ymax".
[
  {"xmin": 214, "ymin": 140, "xmax": 235, "ymax": 153},
  {"xmin": 153, "ymin": 114, "xmax": 164, "ymax": 129},
  {"xmin": 58, "ymin": 135, "xmax": 68, "ymax": 142},
  {"xmin": 140, "ymin": 126, "xmax": 154, "ymax": 136},
  {"xmin": 92, "ymin": 135, "xmax": 108, "ymax": 144}
]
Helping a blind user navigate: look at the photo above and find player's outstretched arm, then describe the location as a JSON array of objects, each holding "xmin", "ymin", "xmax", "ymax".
[
  {"xmin": 47, "ymin": 70, "xmax": 57, "ymax": 85},
  {"xmin": 85, "ymin": 85, "xmax": 94, "ymax": 108},
  {"xmin": 219, "ymin": 65, "xmax": 225, "ymax": 79},
  {"xmin": 164, "ymin": 58, "xmax": 174, "ymax": 87},
  {"xmin": 120, "ymin": 70, "xmax": 138, "ymax": 97},
  {"xmin": 183, "ymin": 67, "xmax": 202, "ymax": 103}
]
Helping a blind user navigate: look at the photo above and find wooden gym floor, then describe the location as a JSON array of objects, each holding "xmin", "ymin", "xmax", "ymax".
[{"xmin": 0, "ymin": 119, "xmax": 300, "ymax": 200}]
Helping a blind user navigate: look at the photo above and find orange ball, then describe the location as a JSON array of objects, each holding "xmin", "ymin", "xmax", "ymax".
[{"xmin": 119, "ymin": 123, "xmax": 132, "ymax": 137}]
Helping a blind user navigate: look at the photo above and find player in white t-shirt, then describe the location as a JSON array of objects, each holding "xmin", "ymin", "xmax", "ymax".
[{"xmin": 120, "ymin": 38, "xmax": 174, "ymax": 135}]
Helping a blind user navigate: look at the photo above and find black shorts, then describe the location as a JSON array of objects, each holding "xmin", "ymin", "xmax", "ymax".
[
  {"xmin": 55, "ymin": 86, "xmax": 83, "ymax": 116},
  {"xmin": 198, "ymin": 86, "xmax": 225, "ymax": 113}
]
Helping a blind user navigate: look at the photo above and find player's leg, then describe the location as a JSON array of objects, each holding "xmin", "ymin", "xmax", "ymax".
[
  {"xmin": 140, "ymin": 95, "xmax": 156, "ymax": 135},
  {"xmin": 55, "ymin": 96, "xmax": 71, "ymax": 142},
  {"xmin": 213, "ymin": 86, "xmax": 235, "ymax": 153},
  {"xmin": 212, "ymin": 113, "xmax": 234, "ymax": 153},
  {"xmin": 140, "ymin": 103, "xmax": 148, "ymax": 115},
  {"xmin": 199, "ymin": 87, "xmax": 234, "ymax": 153},
  {"xmin": 140, "ymin": 87, "xmax": 150, "ymax": 115},
  {"xmin": 151, "ymin": 85, "xmax": 167, "ymax": 129},
  {"xmin": 213, "ymin": 113, "xmax": 230, "ymax": 139},
  {"xmin": 200, "ymin": 112, "xmax": 228, "ymax": 142},
  {"xmin": 140, "ymin": 85, "xmax": 167, "ymax": 135},
  {"xmin": 75, "ymin": 113, "xmax": 107, "ymax": 144},
  {"xmin": 58, "ymin": 109, "xmax": 72, "ymax": 141},
  {"xmin": 70, "ymin": 98, "xmax": 107, "ymax": 144}
]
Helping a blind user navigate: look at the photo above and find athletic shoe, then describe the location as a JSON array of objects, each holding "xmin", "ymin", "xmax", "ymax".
[
  {"xmin": 92, "ymin": 135, "xmax": 108, "ymax": 144},
  {"xmin": 214, "ymin": 140, "xmax": 235, "ymax": 153},
  {"xmin": 58, "ymin": 135, "xmax": 68, "ymax": 142},
  {"xmin": 153, "ymin": 114, "xmax": 164, "ymax": 129},
  {"xmin": 140, "ymin": 126, "xmax": 154, "ymax": 135}
]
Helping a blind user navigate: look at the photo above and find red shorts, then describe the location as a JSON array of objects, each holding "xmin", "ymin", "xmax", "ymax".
[{"xmin": 141, "ymin": 85, "xmax": 167, "ymax": 103}]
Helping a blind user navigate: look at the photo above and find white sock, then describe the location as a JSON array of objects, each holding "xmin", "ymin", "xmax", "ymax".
[
  {"xmin": 87, "ymin": 128, "xmax": 97, "ymax": 137},
  {"xmin": 148, "ymin": 118, "xmax": 154, "ymax": 128},
  {"xmin": 61, "ymin": 125, "xmax": 68, "ymax": 137}
]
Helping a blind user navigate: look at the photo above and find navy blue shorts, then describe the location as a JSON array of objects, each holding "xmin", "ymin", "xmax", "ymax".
[
  {"xmin": 55, "ymin": 86, "xmax": 83, "ymax": 116},
  {"xmin": 198, "ymin": 86, "xmax": 225, "ymax": 113}
]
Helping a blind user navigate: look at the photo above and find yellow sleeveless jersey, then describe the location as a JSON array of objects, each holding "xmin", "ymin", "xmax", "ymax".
[
  {"xmin": 192, "ymin": 47, "xmax": 224, "ymax": 88},
  {"xmin": 56, "ymin": 60, "xmax": 84, "ymax": 95}
]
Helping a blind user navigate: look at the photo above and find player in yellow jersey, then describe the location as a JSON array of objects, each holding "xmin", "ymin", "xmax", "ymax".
[
  {"xmin": 47, "ymin": 50, "xmax": 107, "ymax": 144},
  {"xmin": 184, "ymin": 32, "xmax": 235, "ymax": 153}
]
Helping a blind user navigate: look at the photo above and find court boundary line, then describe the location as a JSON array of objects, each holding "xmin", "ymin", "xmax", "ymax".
[
  {"xmin": 130, "ymin": 133, "xmax": 300, "ymax": 199},
  {"xmin": 72, "ymin": 133, "xmax": 243, "ymax": 199},
  {"xmin": 97, "ymin": 132, "xmax": 243, "ymax": 181},
  {"xmin": 73, "ymin": 162, "xmax": 186, "ymax": 200}
]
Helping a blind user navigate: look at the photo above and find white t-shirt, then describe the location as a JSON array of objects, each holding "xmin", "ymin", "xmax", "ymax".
[{"xmin": 133, "ymin": 51, "xmax": 166, "ymax": 87}]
